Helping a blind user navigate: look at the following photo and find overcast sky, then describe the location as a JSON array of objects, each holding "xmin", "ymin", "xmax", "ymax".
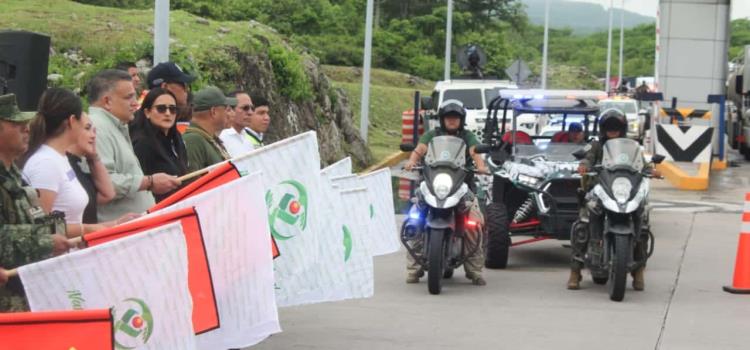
[{"xmin": 569, "ymin": 0, "xmax": 749, "ymax": 19}]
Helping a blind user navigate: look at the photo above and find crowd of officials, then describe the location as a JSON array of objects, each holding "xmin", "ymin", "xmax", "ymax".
[{"xmin": 0, "ymin": 62, "xmax": 271, "ymax": 312}]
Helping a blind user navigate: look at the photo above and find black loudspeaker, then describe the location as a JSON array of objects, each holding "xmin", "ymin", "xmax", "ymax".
[{"xmin": 0, "ymin": 30, "xmax": 50, "ymax": 111}]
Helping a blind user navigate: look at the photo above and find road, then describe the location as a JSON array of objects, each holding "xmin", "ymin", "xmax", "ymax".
[{"xmin": 253, "ymin": 160, "xmax": 750, "ymax": 350}]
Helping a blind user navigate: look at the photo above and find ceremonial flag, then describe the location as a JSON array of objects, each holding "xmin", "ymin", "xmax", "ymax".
[
  {"xmin": 230, "ymin": 131, "xmax": 346, "ymax": 306},
  {"xmin": 338, "ymin": 188, "xmax": 375, "ymax": 298},
  {"xmin": 0, "ymin": 309, "xmax": 114, "ymax": 350},
  {"xmin": 150, "ymin": 161, "xmax": 240, "ymax": 212},
  {"xmin": 321, "ymin": 157, "xmax": 352, "ymax": 178},
  {"xmin": 359, "ymin": 168, "xmax": 400, "ymax": 255},
  {"xmin": 19, "ymin": 223, "xmax": 197, "ymax": 350},
  {"xmin": 84, "ymin": 207, "xmax": 218, "ymax": 334},
  {"xmin": 149, "ymin": 172, "xmax": 280, "ymax": 349}
]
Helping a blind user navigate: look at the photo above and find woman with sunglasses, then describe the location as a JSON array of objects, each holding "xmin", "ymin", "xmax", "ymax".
[{"xmin": 131, "ymin": 88, "xmax": 189, "ymax": 202}]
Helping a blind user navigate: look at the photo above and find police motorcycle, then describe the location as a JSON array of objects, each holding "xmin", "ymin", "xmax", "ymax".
[
  {"xmin": 400, "ymin": 136, "xmax": 483, "ymax": 295},
  {"xmin": 572, "ymin": 140, "xmax": 664, "ymax": 301}
]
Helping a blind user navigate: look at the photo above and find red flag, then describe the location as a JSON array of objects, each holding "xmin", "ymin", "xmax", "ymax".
[
  {"xmin": 148, "ymin": 161, "xmax": 281, "ymax": 259},
  {"xmin": 84, "ymin": 207, "xmax": 219, "ymax": 335},
  {"xmin": 150, "ymin": 161, "xmax": 242, "ymax": 212},
  {"xmin": 0, "ymin": 309, "xmax": 113, "ymax": 350}
]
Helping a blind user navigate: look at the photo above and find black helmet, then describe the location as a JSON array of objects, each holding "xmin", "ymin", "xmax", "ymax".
[
  {"xmin": 437, "ymin": 99, "xmax": 466, "ymax": 131},
  {"xmin": 598, "ymin": 108, "xmax": 627, "ymax": 141}
]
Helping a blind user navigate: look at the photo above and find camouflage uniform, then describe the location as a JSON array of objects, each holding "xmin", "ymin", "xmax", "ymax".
[
  {"xmin": 570, "ymin": 138, "xmax": 652, "ymax": 289},
  {"xmin": 0, "ymin": 94, "xmax": 65, "ymax": 312}
]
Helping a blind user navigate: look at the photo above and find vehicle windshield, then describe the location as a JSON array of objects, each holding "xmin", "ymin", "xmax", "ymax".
[
  {"xmin": 600, "ymin": 101, "xmax": 637, "ymax": 114},
  {"xmin": 424, "ymin": 135, "xmax": 467, "ymax": 167},
  {"xmin": 444, "ymin": 89, "xmax": 483, "ymax": 110},
  {"xmin": 515, "ymin": 144, "xmax": 584, "ymax": 162},
  {"xmin": 601, "ymin": 138, "xmax": 645, "ymax": 171}
]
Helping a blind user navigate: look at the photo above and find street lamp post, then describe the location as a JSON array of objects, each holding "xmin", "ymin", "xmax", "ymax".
[
  {"xmin": 541, "ymin": 0, "xmax": 550, "ymax": 89},
  {"xmin": 444, "ymin": 0, "xmax": 454, "ymax": 81},
  {"xmin": 605, "ymin": 0, "xmax": 614, "ymax": 93},
  {"xmin": 617, "ymin": 0, "xmax": 625, "ymax": 90},
  {"xmin": 359, "ymin": 0, "xmax": 375, "ymax": 143},
  {"xmin": 154, "ymin": 0, "xmax": 170, "ymax": 64}
]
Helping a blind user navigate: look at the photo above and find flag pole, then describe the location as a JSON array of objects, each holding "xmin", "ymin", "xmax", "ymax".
[{"xmin": 5, "ymin": 236, "xmax": 84, "ymax": 278}]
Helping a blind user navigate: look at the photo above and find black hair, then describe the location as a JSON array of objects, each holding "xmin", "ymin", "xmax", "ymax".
[
  {"xmin": 115, "ymin": 61, "xmax": 137, "ymax": 71},
  {"xmin": 86, "ymin": 69, "xmax": 132, "ymax": 104},
  {"xmin": 140, "ymin": 87, "xmax": 177, "ymax": 112},
  {"xmin": 251, "ymin": 95, "xmax": 269, "ymax": 108}
]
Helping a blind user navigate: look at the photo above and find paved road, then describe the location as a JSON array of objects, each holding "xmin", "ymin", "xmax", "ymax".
[{"xmin": 253, "ymin": 160, "xmax": 750, "ymax": 350}]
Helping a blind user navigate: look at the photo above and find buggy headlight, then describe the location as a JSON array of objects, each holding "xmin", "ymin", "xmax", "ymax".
[
  {"xmin": 612, "ymin": 177, "xmax": 632, "ymax": 204},
  {"xmin": 433, "ymin": 173, "xmax": 453, "ymax": 200}
]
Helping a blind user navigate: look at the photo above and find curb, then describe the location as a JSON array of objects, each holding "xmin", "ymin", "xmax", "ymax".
[
  {"xmin": 361, "ymin": 151, "xmax": 409, "ymax": 175},
  {"xmin": 656, "ymin": 161, "xmax": 710, "ymax": 191}
]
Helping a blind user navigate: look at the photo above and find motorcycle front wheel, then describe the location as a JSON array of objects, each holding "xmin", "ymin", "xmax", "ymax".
[
  {"xmin": 608, "ymin": 235, "xmax": 631, "ymax": 302},
  {"xmin": 428, "ymin": 229, "xmax": 446, "ymax": 295}
]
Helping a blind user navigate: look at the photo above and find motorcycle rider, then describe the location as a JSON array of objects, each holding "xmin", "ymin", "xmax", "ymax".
[
  {"xmin": 404, "ymin": 100, "xmax": 489, "ymax": 286},
  {"xmin": 568, "ymin": 108, "xmax": 660, "ymax": 290}
]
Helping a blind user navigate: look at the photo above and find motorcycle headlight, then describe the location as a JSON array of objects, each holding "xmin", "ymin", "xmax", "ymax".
[
  {"xmin": 433, "ymin": 173, "xmax": 453, "ymax": 200},
  {"xmin": 612, "ymin": 177, "xmax": 632, "ymax": 204},
  {"xmin": 629, "ymin": 121, "xmax": 639, "ymax": 132},
  {"xmin": 518, "ymin": 174, "xmax": 541, "ymax": 187}
]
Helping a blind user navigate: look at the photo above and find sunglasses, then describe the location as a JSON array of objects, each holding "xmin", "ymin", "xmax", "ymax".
[
  {"xmin": 153, "ymin": 104, "xmax": 178, "ymax": 114},
  {"xmin": 238, "ymin": 104, "xmax": 255, "ymax": 112}
]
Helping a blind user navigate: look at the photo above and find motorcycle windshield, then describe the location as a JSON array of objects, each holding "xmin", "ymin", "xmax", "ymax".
[
  {"xmin": 601, "ymin": 138, "xmax": 644, "ymax": 172},
  {"xmin": 424, "ymin": 136, "xmax": 467, "ymax": 168}
]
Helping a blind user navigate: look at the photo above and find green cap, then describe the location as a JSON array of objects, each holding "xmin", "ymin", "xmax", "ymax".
[
  {"xmin": 193, "ymin": 86, "xmax": 232, "ymax": 111},
  {"xmin": 0, "ymin": 94, "xmax": 36, "ymax": 122},
  {"xmin": 227, "ymin": 97, "xmax": 238, "ymax": 107}
]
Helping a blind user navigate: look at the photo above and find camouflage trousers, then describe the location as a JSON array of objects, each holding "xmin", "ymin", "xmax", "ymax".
[
  {"xmin": 407, "ymin": 198, "xmax": 485, "ymax": 279},
  {"xmin": 0, "ymin": 288, "xmax": 29, "ymax": 312}
]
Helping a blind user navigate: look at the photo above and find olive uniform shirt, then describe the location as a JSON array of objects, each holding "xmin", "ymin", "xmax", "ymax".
[
  {"xmin": 183, "ymin": 124, "xmax": 231, "ymax": 173},
  {"xmin": 0, "ymin": 163, "xmax": 60, "ymax": 311}
]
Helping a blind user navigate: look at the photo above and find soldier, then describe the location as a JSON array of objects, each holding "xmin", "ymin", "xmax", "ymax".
[
  {"xmin": 0, "ymin": 94, "xmax": 71, "ymax": 312},
  {"xmin": 568, "ymin": 109, "xmax": 660, "ymax": 291}
]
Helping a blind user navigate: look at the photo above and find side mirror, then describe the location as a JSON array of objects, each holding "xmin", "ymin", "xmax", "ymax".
[
  {"xmin": 475, "ymin": 144, "xmax": 491, "ymax": 154},
  {"xmin": 572, "ymin": 149, "xmax": 587, "ymax": 160},
  {"xmin": 638, "ymin": 109, "xmax": 649, "ymax": 116},
  {"xmin": 652, "ymin": 154, "xmax": 666, "ymax": 164},
  {"xmin": 421, "ymin": 96, "xmax": 433, "ymax": 110},
  {"xmin": 400, "ymin": 143, "xmax": 416, "ymax": 152}
]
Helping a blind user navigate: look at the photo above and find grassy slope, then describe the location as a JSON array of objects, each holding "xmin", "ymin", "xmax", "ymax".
[
  {"xmin": 0, "ymin": 0, "xmax": 286, "ymax": 90},
  {"xmin": 322, "ymin": 65, "xmax": 434, "ymax": 162}
]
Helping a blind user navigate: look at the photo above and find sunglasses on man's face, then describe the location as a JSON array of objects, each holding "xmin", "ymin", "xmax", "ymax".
[
  {"xmin": 153, "ymin": 104, "xmax": 178, "ymax": 114},
  {"xmin": 238, "ymin": 104, "xmax": 254, "ymax": 112}
]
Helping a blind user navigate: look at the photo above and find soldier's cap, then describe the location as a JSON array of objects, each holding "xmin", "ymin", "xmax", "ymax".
[
  {"xmin": 146, "ymin": 61, "xmax": 196, "ymax": 89},
  {"xmin": 193, "ymin": 86, "xmax": 233, "ymax": 112},
  {"xmin": 227, "ymin": 96, "xmax": 238, "ymax": 108},
  {"xmin": 0, "ymin": 94, "xmax": 36, "ymax": 122}
]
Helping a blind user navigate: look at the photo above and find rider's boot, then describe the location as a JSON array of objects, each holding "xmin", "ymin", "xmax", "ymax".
[
  {"xmin": 567, "ymin": 262, "xmax": 583, "ymax": 290},
  {"xmin": 632, "ymin": 267, "xmax": 645, "ymax": 291},
  {"xmin": 406, "ymin": 269, "xmax": 424, "ymax": 283}
]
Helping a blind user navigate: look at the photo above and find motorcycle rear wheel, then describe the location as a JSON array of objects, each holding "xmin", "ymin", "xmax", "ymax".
[
  {"xmin": 428, "ymin": 229, "xmax": 446, "ymax": 295},
  {"xmin": 608, "ymin": 235, "xmax": 631, "ymax": 302}
]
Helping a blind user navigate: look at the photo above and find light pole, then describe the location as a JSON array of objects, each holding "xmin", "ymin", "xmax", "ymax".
[
  {"xmin": 541, "ymin": 0, "xmax": 550, "ymax": 89},
  {"xmin": 444, "ymin": 0, "xmax": 454, "ymax": 81},
  {"xmin": 154, "ymin": 0, "xmax": 170, "ymax": 64},
  {"xmin": 617, "ymin": 0, "xmax": 625, "ymax": 90},
  {"xmin": 605, "ymin": 0, "xmax": 614, "ymax": 93},
  {"xmin": 359, "ymin": 0, "xmax": 375, "ymax": 143}
]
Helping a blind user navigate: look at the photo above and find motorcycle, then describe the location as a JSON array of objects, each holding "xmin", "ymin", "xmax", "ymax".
[
  {"xmin": 400, "ymin": 136, "xmax": 483, "ymax": 295},
  {"xmin": 573, "ymin": 138, "xmax": 664, "ymax": 301}
]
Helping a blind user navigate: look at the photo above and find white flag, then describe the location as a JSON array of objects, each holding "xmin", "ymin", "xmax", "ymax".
[
  {"xmin": 148, "ymin": 172, "xmax": 280, "ymax": 349},
  {"xmin": 321, "ymin": 157, "xmax": 352, "ymax": 178},
  {"xmin": 338, "ymin": 188, "xmax": 375, "ymax": 298},
  {"xmin": 231, "ymin": 131, "xmax": 346, "ymax": 307},
  {"xmin": 359, "ymin": 168, "xmax": 401, "ymax": 255},
  {"xmin": 329, "ymin": 174, "xmax": 361, "ymax": 189},
  {"xmin": 19, "ymin": 222, "xmax": 196, "ymax": 350}
]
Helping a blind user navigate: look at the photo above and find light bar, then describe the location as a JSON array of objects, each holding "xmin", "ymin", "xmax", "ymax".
[{"xmin": 500, "ymin": 89, "xmax": 607, "ymax": 100}]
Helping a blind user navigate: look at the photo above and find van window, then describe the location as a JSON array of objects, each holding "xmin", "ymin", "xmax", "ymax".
[{"xmin": 443, "ymin": 89, "xmax": 483, "ymax": 110}]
